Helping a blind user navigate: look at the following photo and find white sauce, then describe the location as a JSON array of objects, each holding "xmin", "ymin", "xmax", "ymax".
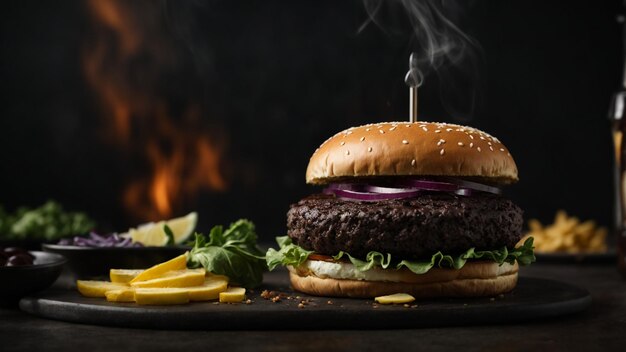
[{"xmin": 301, "ymin": 260, "xmax": 409, "ymax": 282}]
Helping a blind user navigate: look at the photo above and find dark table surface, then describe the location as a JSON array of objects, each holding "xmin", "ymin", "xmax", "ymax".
[{"xmin": 2, "ymin": 262, "xmax": 625, "ymax": 352}]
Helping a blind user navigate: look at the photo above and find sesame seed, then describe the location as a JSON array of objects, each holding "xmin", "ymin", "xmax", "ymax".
[
  {"xmin": 435, "ymin": 130, "xmax": 441, "ymax": 133},
  {"xmin": 405, "ymin": 124, "xmax": 411, "ymax": 127},
  {"xmin": 477, "ymin": 147, "xmax": 482, "ymax": 152},
  {"xmin": 379, "ymin": 130, "xmax": 385, "ymax": 134},
  {"xmin": 500, "ymin": 148, "xmax": 505, "ymax": 152},
  {"xmin": 440, "ymin": 149, "xmax": 445, "ymax": 155},
  {"xmin": 446, "ymin": 128, "xmax": 453, "ymax": 132},
  {"xmin": 488, "ymin": 142, "xmax": 492, "ymax": 146},
  {"xmin": 480, "ymin": 136, "xmax": 485, "ymax": 140},
  {"xmin": 489, "ymin": 146, "xmax": 494, "ymax": 151},
  {"xmin": 345, "ymin": 150, "xmax": 350, "ymax": 155},
  {"xmin": 368, "ymin": 147, "xmax": 373, "ymax": 152},
  {"xmin": 437, "ymin": 139, "xmax": 446, "ymax": 146},
  {"xmin": 469, "ymin": 135, "xmax": 474, "ymax": 140},
  {"xmin": 402, "ymin": 140, "xmax": 409, "ymax": 145},
  {"xmin": 470, "ymin": 142, "xmax": 474, "ymax": 148},
  {"xmin": 340, "ymin": 141, "xmax": 345, "ymax": 146},
  {"xmin": 458, "ymin": 142, "xmax": 464, "ymax": 146},
  {"xmin": 347, "ymin": 131, "xmax": 353, "ymax": 135},
  {"xmin": 366, "ymin": 128, "xmax": 371, "ymax": 132},
  {"xmin": 360, "ymin": 137, "xmax": 365, "ymax": 142},
  {"xmin": 411, "ymin": 159, "xmax": 416, "ymax": 166},
  {"xmin": 422, "ymin": 127, "xmax": 428, "ymax": 132},
  {"xmin": 507, "ymin": 153, "xmax": 511, "ymax": 156},
  {"xmin": 389, "ymin": 127, "xmax": 397, "ymax": 131}
]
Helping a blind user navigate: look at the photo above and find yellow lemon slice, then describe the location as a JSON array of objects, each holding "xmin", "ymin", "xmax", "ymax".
[
  {"xmin": 105, "ymin": 288, "xmax": 136, "ymax": 302},
  {"xmin": 130, "ymin": 268, "xmax": 206, "ymax": 288},
  {"xmin": 374, "ymin": 293, "xmax": 415, "ymax": 305},
  {"xmin": 77, "ymin": 280, "xmax": 129, "ymax": 298},
  {"xmin": 187, "ymin": 277, "xmax": 229, "ymax": 301},
  {"xmin": 130, "ymin": 253, "xmax": 188, "ymax": 284},
  {"xmin": 129, "ymin": 212, "xmax": 198, "ymax": 246},
  {"xmin": 206, "ymin": 272, "xmax": 230, "ymax": 282},
  {"xmin": 134, "ymin": 288, "xmax": 189, "ymax": 305},
  {"xmin": 110, "ymin": 269, "xmax": 144, "ymax": 283},
  {"xmin": 219, "ymin": 287, "xmax": 246, "ymax": 303}
]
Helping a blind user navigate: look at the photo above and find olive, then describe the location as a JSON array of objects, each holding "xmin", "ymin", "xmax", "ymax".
[
  {"xmin": 4, "ymin": 247, "xmax": 26, "ymax": 256},
  {"xmin": 3, "ymin": 247, "xmax": 34, "ymax": 259},
  {"xmin": 6, "ymin": 254, "xmax": 34, "ymax": 266}
]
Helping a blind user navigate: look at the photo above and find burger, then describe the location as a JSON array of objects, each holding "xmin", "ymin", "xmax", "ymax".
[{"xmin": 266, "ymin": 121, "xmax": 534, "ymax": 298}]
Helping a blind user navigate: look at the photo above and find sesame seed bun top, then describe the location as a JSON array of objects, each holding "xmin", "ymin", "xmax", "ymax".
[{"xmin": 305, "ymin": 121, "xmax": 518, "ymax": 185}]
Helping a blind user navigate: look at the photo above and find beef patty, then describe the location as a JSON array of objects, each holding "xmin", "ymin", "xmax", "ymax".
[{"xmin": 287, "ymin": 193, "xmax": 523, "ymax": 260}]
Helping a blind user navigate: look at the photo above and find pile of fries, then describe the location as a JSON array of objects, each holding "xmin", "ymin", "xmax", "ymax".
[{"xmin": 520, "ymin": 210, "xmax": 607, "ymax": 253}]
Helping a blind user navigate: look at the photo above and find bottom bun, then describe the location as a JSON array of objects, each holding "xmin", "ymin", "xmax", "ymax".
[{"xmin": 288, "ymin": 261, "xmax": 519, "ymax": 298}]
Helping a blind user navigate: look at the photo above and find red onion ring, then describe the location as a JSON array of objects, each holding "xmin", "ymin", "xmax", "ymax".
[
  {"xmin": 331, "ymin": 188, "xmax": 422, "ymax": 201},
  {"xmin": 397, "ymin": 179, "xmax": 459, "ymax": 192},
  {"xmin": 454, "ymin": 188, "xmax": 473, "ymax": 196},
  {"xmin": 363, "ymin": 185, "xmax": 420, "ymax": 194},
  {"xmin": 437, "ymin": 177, "xmax": 501, "ymax": 195},
  {"xmin": 323, "ymin": 177, "xmax": 498, "ymax": 201}
]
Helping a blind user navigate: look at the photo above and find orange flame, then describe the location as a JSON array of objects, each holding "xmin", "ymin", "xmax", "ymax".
[{"xmin": 83, "ymin": 0, "xmax": 226, "ymax": 221}]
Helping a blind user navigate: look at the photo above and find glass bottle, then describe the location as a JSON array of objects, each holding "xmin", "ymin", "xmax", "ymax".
[{"xmin": 610, "ymin": 11, "xmax": 626, "ymax": 276}]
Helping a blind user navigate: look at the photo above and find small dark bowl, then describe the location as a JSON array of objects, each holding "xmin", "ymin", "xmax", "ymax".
[
  {"xmin": 0, "ymin": 251, "xmax": 67, "ymax": 304},
  {"xmin": 42, "ymin": 244, "xmax": 189, "ymax": 280}
]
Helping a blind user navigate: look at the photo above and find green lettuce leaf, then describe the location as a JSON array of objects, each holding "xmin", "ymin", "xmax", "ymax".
[
  {"xmin": 187, "ymin": 219, "xmax": 266, "ymax": 288},
  {"xmin": 266, "ymin": 237, "xmax": 535, "ymax": 275},
  {"xmin": 266, "ymin": 236, "xmax": 314, "ymax": 271}
]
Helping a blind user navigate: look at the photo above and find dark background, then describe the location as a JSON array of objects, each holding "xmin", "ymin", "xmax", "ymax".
[{"xmin": 0, "ymin": 0, "xmax": 620, "ymax": 239}]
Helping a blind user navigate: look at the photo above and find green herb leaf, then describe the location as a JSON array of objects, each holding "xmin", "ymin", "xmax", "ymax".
[
  {"xmin": 0, "ymin": 200, "xmax": 95, "ymax": 241},
  {"xmin": 187, "ymin": 219, "xmax": 266, "ymax": 288},
  {"xmin": 266, "ymin": 236, "xmax": 536, "ymax": 275},
  {"xmin": 163, "ymin": 224, "xmax": 175, "ymax": 246}
]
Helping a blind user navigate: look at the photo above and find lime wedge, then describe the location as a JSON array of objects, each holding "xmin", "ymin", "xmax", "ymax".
[{"xmin": 129, "ymin": 212, "xmax": 197, "ymax": 247}]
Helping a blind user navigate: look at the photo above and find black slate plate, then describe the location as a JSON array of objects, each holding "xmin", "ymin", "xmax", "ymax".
[{"xmin": 19, "ymin": 271, "xmax": 591, "ymax": 330}]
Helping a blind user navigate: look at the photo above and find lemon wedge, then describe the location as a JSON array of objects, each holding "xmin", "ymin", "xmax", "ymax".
[
  {"xmin": 110, "ymin": 269, "xmax": 144, "ymax": 283},
  {"xmin": 129, "ymin": 212, "xmax": 197, "ymax": 246},
  {"xmin": 105, "ymin": 288, "xmax": 136, "ymax": 302},
  {"xmin": 219, "ymin": 287, "xmax": 246, "ymax": 303},
  {"xmin": 130, "ymin": 253, "xmax": 188, "ymax": 284},
  {"xmin": 187, "ymin": 276, "xmax": 229, "ymax": 301},
  {"xmin": 130, "ymin": 268, "xmax": 206, "ymax": 288},
  {"xmin": 77, "ymin": 280, "xmax": 129, "ymax": 298},
  {"xmin": 134, "ymin": 288, "xmax": 189, "ymax": 305},
  {"xmin": 374, "ymin": 293, "xmax": 415, "ymax": 305}
]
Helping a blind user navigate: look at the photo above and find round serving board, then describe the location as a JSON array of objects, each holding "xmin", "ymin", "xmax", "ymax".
[{"xmin": 19, "ymin": 271, "xmax": 591, "ymax": 330}]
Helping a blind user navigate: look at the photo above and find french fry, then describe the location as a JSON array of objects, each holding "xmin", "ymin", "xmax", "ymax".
[{"xmin": 520, "ymin": 210, "xmax": 608, "ymax": 253}]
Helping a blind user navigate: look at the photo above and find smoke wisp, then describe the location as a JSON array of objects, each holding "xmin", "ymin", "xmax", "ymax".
[{"xmin": 361, "ymin": 0, "xmax": 482, "ymax": 120}]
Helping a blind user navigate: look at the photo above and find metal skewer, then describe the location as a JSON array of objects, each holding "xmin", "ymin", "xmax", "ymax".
[
  {"xmin": 405, "ymin": 53, "xmax": 419, "ymax": 123},
  {"xmin": 409, "ymin": 86, "xmax": 418, "ymax": 123}
]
